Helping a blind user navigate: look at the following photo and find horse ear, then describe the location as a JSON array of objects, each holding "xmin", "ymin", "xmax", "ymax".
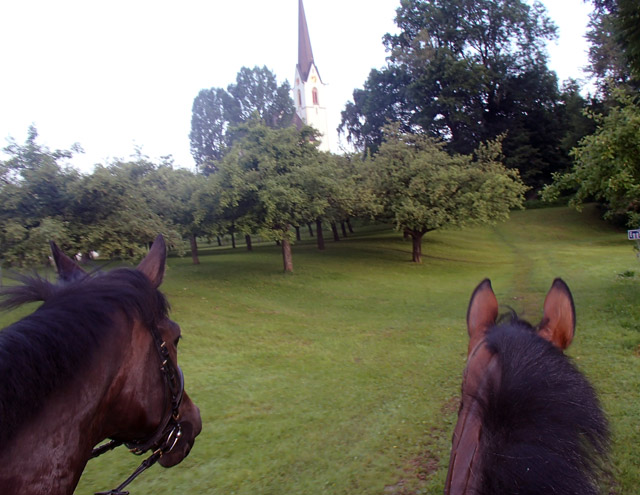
[
  {"xmin": 50, "ymin": 241, "xmax": 86, "ymax": 283},
  {"xmin": 137, "ymin": 235, "xmax": 166, "ymax": 289},
  {"xmin": 466, "ymin": 279, "xmax": 499, "ymax": 354},
  {"xmin": 538, "ymin": 278, "xmax": 575, "ymax": 350}
]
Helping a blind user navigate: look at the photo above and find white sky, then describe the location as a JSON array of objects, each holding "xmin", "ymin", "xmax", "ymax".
[{"xmin": 0, "ymin": 0, "xmax": 593, "ymax": 173}]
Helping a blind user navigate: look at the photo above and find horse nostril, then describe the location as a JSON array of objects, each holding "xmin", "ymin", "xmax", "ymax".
[{"xmin": 179, "ymin": 421, "xmax": 193, "ymax": 441}]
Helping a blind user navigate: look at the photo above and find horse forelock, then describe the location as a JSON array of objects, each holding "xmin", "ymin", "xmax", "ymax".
[
  {"xmin": 0, "ymin": 267, "xmax": 170, "ymax": 448},
  {"xmin": 467, "ymin": 320, "xmax": 609, "ymax": 495}
]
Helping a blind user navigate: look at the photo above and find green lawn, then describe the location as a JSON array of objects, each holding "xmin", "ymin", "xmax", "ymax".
[{"xmin": 5, "ymin": 205, "xmax": 640, "ymax": 494}]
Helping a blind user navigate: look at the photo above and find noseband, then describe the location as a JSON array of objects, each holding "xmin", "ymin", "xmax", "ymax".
[{"xmin": 90, "ymin": 322, "xmax": 186, "ymax": 495}]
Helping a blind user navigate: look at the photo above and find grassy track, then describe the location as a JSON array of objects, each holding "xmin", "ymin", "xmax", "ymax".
[{"xmin": 3, "ymin": 206, "xmax": 639, "ymax": 494}]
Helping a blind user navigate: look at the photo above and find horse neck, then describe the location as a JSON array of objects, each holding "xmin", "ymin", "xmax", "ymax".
[
  {"xmin": 445, "ymin": 343, "xmax": 498, "ymax": 495},
  {"xmin": 0, "ymin": 322, "xmax": 131, "ymax": 495}
]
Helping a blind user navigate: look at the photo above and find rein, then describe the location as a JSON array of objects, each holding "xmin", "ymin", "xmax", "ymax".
[{"xmin": 90, "ymin": 324, "xmax": 185, "ymax": 495}]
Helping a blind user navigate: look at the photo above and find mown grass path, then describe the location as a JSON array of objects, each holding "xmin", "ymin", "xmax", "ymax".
[{"xmin": 2, "ymin": 206, "xmax": 638, "ymax": 494}]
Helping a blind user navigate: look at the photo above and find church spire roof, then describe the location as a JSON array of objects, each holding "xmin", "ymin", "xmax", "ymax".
[{"xmin": 297, "ymin": 0, "xmax": 315, "ymax": 82}]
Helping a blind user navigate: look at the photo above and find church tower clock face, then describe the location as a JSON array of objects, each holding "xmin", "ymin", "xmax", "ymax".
[{"xmin": 294, "ymin": 0, "xmax": 330, "ymax": 152}]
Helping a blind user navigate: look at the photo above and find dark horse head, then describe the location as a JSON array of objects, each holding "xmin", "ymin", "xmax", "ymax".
[
  {"xmin": 0, "ymin": 236, "xmax": 202, "ymax": 495},
  {"xmin": 445, "ymin": 279, "xmax": 609, "ymax": 495}
]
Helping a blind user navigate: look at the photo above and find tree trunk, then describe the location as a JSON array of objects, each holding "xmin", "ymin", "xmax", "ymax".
[
  {"xmin": 189, "ymin": 234, "xmax": 200, "ymax": 265},
  {"xmin": 216, "ymin": 236, "xmax": 222, "ymax": 246},
  {"xmin": 282, "ymin": 238, "xmax": 293, "ymax": 272},
  {"xmin": 341, "ymin": 221, "xmax": 348, "ymax": 238},
  {"xmin": 411, "ymin": 231, "xmax": 424, "ymax": 263},
  {"xmin": 346, "ymin": 218, "xmax": 354, "ymax": 234},
  {"xmin": 245, "ymin": 234, "xmax": 252, "ymax": 251},
  {"xmin": 316, "ymin": 218, "xmax": 325, "ymax": 250},
  {"xmin": 307, "ymin": 223, "xmax": 314, "ymax": 237},
  {"xmin": 295, "ymin": 226, "xmax": 301, "ymax": 241},
  {"xmin": 331, "ymin": 222, "xmax": 340, "ymax": 242},
  {"xmin": 231, "ymin": 233, "xmax": 236, "ymax": 249}
]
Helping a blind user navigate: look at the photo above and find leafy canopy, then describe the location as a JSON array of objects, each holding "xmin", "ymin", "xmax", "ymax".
[
  {"xmin": 214, "ymin": 121, "xmax": 322, "ymax": 242},
  {"xmin": 543, "ymin": 89, "xmax": 640, "ymax": 228},
  {"xmin": 0, "ymin": 126, "xmax": 80, "ymax": 265},
  {"xmin": 339, "ymin": 0, "xmax": 569, "ymax": 189},
  {"xmin": 368, "ymin": 124, "xmax": 527, "ymax": 236}
]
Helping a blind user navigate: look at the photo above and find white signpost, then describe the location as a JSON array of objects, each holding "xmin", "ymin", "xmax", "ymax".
[{"xmin": 628, "ymin": 229, "xmax": 640, "ymax": 240}]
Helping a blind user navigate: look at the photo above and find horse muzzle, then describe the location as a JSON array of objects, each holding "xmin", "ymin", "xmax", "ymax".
[{"xmin": 159, "ymin": 396, "xmax": 202, "ymax": 468}]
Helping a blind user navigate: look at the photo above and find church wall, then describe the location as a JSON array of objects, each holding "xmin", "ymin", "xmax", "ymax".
[{"xmin": 293, "ymin": 64, "xmax": 330, "ymax": 152}]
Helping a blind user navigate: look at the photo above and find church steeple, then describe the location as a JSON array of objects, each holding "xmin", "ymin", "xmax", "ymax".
[
  {"xmin": 294, "ymin": 0, "xmax": 330, "ymax": 151},
  {"xmin": 297, "ymin": 0, "xmax": 316, "ymax": 82}
]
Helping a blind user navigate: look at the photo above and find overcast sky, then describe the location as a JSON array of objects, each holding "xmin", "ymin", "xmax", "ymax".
[{"xmin": 0, "ymin": 0, "xmax": 593, "ymax": 173}]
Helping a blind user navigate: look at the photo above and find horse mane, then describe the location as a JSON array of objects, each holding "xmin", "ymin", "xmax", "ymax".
[
  {"xmin": 0, "ymin": 268, "xmax": 170, "ymax": 448},
  {"xmin": 476, "ymin": 316, "xmax": 609, "ymax": 494}
]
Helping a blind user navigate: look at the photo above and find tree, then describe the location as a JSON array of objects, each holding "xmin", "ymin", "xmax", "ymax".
[
  {"xmin": 192, "ymin": 173, "xmax": 228, "ymax": 252},
  {"xmin": 544, "ymin": 2, "xmax": 640, "ymax": 228},
  {"xmin": 0, "ymin": 126, "xmax": 80, "ymax": 266},
  {"xmin": 292, "ymin": 152, "xmax": 374, "ymax": 249},
  {"xmin": 542, "ymin": 89, "xmax": 640, "ymax": 227},
  {"xmin": 290, "ymin": 156, "xmax": 332, "ymax": 249},
  {"xmin": 0, "ymin": 128, "xmax": 191, "ymax": 265},
  {"xmin": 556, "ymin": 80, "xmax": 600, "ymax": 156},
  {"xmin": 138, "ymin": 162, "xmax": 207, "ymax": 264},
  {"xmin": 617, "ymin": 0, "xmax": 640, "ymax": 77},
  {"xmin": 215, "ymin": 121, "xmax": 322, "ymax": 272},
  {"xmin": 339, "ymin": 0, "xmax": 564, "ymax": 189},
  {"xmin": 226, "ymin": 66, "xmax": 295, "ymax": 129},
  {"xmin": 189, "ymin": 66, "xmax": 295, "ymax": 173},
  {"xmin": 496, "ymin": 66, "xmax": 569, "ymax": 188},
  {"xmin": 586, "ymin": 0, "xmax": 633, "ymax": 95},
  {"xmin": 67, "ymin": 158, "xmax": 182, "ymax": 259},
  {"xmin": 189, "ymin": 87, "xmax": 229, "ymax": 171},
  {"xmin": 339, "ymin": 66, "xmax": 413, "ymax": 154},
  {"xmin": 585, "ymin": 0, "xmax": 640, "ymax": 96},
  {"xmin": 368, "ymin": 125, "xmax": 527, "ymax": 263}
]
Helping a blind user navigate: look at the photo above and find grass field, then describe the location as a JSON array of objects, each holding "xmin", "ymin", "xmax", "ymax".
[{"xmin": 4, "ymin": 205, "xmax": 640, "ymax": 494}]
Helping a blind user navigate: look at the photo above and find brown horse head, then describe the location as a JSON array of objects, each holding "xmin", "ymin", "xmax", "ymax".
[
  {"xmin": 0, "ymin": 237, "xmax": 201, "ymax": 494},
  {"xmin": 445, "ymin": 278, "xmax": 607, "ymax": 495},
  {"xmin": 52, "ymin": 236, "xmax": 202, "ymax": 469}
]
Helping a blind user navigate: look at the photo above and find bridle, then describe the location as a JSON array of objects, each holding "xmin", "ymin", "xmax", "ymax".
[{"xmin": 90, "ymin": 321, "xmax": 185, "ymax": 495}]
